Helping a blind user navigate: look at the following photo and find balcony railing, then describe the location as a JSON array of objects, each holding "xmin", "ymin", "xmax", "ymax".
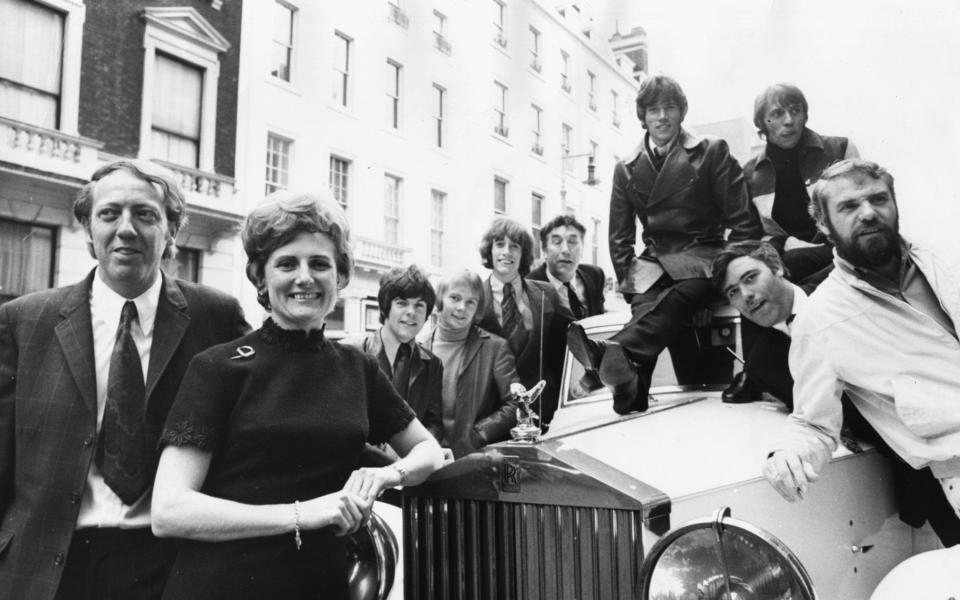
[
  {"xmin": 354, "ymin": 236, "xmax": 409, "ymax": 271},
  {"xmin": 434, "ymin": 32, "xmax": 452, "ymax": 55},
  {"xmin": 150, "ymin": 159, "xmax": 238, "ymax": 216},
  {"xmin": 0, "ymin": 116, "xmax": 102, "ymax": 180},
  {"xmin": 388, "ymin": 3, "xmax": 409, "ymax": 28}
]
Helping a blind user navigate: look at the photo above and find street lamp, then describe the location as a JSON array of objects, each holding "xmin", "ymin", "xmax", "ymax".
[{"xmin": 560, "ymin": 151, "xmax": 601, "ymax": 204}]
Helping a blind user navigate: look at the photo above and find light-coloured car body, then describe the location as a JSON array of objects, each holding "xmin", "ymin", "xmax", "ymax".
[{"xmin": 400, "ymin": 311, "xmax": 938, "ymax": 599}]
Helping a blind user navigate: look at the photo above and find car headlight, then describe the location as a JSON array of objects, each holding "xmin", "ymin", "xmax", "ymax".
[{"xmin": 639, "ymin": 507, "xmax": 816, "ymax": 600}]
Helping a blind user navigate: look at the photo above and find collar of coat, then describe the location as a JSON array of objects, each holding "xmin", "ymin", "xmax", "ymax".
[
  {"xmin": 753, "ymin": 127, "xmax": 826, "ymax": 167},
  {"xmin": 624, "ymin": 128, "xmax": 707, "ymax": 165}
]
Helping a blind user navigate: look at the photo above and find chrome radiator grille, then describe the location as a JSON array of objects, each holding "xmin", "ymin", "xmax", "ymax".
[{"xmin": 403, "ymin": 495, "xmax": 645, "ymax": 599}]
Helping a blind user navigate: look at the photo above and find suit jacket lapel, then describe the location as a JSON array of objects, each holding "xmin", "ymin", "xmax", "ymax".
[
  {"xmin": 146, "ymin": 275, "xmax": 189, "ymax": 400},
  {"xmin": 458, "ymin": 328, "xmax": 483, "ymax": 378},
  {"xmin": 55, "ymin": 275, "xmax": 98, "ymax": 415}
]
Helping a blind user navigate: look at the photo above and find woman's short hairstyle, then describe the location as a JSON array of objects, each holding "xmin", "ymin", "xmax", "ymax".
[
  {"xmin": 635, "ymin": 74, "xmax": 688, "ymax": 125},
  {"xmin": 808, "ymin": 159, "xmax": 896, "ymax": 231},
  {"xmin": 710, "ymin": 240, "xmax": 788, "ymax": 292},
  {"xmin": 242, "ymin": 190, "xmax": 353, "ymax": 309},
  {"xmin": 435, "ymin": 269, "xmax": 486, "ymax": 323},
  {"xmin": 479, "ymin": 217, "xmax": 535, "ymax": 277},
  {"xmin": 377, "ymin": 265, "xmax": 437, "ymax": 323},
  {"xmin": 74, "ymin": 159, "xmax": 187, "ymax": 259},
  {"xmin": 752, "ymin": 83, "xmax": 808, "ymax": 137}
]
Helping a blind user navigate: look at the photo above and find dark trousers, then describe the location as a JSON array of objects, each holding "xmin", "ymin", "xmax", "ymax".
[
  {"xmin": 613, "ymin": 276, "xmax": 731, "ymax": 400},
  {"xmin": 55, "ymin": 528, "xmax": 175, "ymax": 600}
]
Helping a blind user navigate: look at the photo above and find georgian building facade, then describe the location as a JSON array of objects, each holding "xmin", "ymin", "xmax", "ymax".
[
  {"xmin": 0, "ymin": 0, "xmax": 244, "ymax": 304},
  {"xmin": 235, "ymin": 0, "xmax": 644, "ymax": 334}
]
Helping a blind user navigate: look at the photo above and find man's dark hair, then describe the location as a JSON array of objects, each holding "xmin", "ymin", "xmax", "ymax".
[
  {"xmin": 752, "ymin": 83, "xmax": 809, "ymax": 137},
  {"xmin": 538, "ymin": 213, "xmax": 586, "ymax": 247},
  {"xmin": 809, "ymin": 159, "xmax": 896, "ymax": 231},
  {"xmin": 711, "ymin": 240, "xmax": 787, "ymax": 293},
  {"xmin": 479, "ymin": 217, "xmax": 535, "ymax": 277},
  {"xmin": 377, "ymin": 265, "xmax": 437, "ymax": 323},
  {"xmin": 635, "ymin": 75, "xmax": 688, "ymax": 126}
]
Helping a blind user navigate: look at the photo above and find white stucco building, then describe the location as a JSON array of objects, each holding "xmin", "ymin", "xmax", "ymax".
[{"xmin": 235, "ymin": 0, "xmax": 644, "ymax": 334}]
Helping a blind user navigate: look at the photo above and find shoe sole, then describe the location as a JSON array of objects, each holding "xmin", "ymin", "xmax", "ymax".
[{"xmin": 567, "ymin": 323, "xmax": 600, "ymax": 371}]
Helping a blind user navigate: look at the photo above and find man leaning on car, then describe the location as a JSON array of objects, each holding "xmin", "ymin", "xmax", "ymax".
[{"xmin": 763, "ymin": 159, "xmax": 960, "ymax": 540}]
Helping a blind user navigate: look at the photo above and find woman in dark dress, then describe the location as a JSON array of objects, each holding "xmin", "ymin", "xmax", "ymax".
[{"xmin": 151, "ymin": 191, "xmax": 444, "ymax": 599}]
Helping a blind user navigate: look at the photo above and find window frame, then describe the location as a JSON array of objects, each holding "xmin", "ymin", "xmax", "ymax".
[
  {"xmin": 383, "ymin": 173, "xmax": 402, "ymax": 245},
  {"xmin": 531, "ymin": 103, "xmax": 543, "ymax": 155},
  {"xmin": 139, "ymin": 7, "xmax": 230, "ymax": 173},
  {"xmin": 332, "ymin": 31, "xmax": 351, "ymax": 108},
  {"xmin": 493, "ymin": 176, "xmax": 508, "ymax": 214},
  {"xmin": 386, "ymin": 58, "xmax": 402, "ymax": 129},
  {"xmin": 432, "ymin": 83, "xmax": 445, "ymax": 148},
  {"xmin": 270, "ymin": 1, "xmax": 296, "ymax": 83},
  {"xmin": 430, "ymin": 189, "xmax": 446, "ymax": 268},
  {"xmin": 493, "ymin": 80, "xmax": 508, "ymax": 137},
  {"xmin": 0, "ymin": 0, "xmax": 84, "ymax": 134},
  {"xmin": 265, "ymin": 132, "xmax": 292, "ymax": 195},
  {"xmin": 329, "ymin": 154, "xmax": 351, "ymax": 211}
]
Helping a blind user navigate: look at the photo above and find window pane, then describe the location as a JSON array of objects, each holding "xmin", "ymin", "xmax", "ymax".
[
  {"xmin": 384, "ymin": 175, "xmax": 401, "ymax": 245},
  {"xmin": 0, "ymin": 0, "xmax": 63, "ymax": 127},
  {"xmin": 0, "ymin": 218, "xmax": 54, "ymax": 303},
  {"xmin": 329, "ymin": 155, "xmax": 350, "ymax": 210},
  {"xmin": 265, "ymin": 134, "xmax": 291, "ymax": 194},
  {"xmin": 431, "ymin": 190, "xmax": 445, "ymax": 267},
  {"xmin": 333, "ymin": 32, "xmax": 350, "ymax": 106},
  {"xmin": 494, "ymin": 178, "xmax": 506, "ymax": 213},
  {"xmin": 271, "ymin": 1, "xmax": 294, "ymax": 81},
  {"xmin": 152, "ymin": 53, "xmax": 201, "ymax": 166}
]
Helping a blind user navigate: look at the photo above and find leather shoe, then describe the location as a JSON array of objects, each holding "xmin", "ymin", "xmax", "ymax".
[
  {"xmin": 722, "ymin": 372, "xmax": 762, "ymax": 404},
  {"xmin": 599, "ymin": 343, "xmax": 635, "ymax": 386},
  {"xmin": 611, "ymin": 366, "xmax": 652, "ymax": 415},
  {"xmin": 567, "ymin": 322, "xmax": 605, "ymax": 372}
]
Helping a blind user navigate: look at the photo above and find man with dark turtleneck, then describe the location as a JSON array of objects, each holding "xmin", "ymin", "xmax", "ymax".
[{"xmin": 727, "ymin": 83, "xmax": 859, "ymax": 403}]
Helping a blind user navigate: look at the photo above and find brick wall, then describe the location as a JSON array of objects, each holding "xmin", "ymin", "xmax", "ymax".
[{"xmin": 78, "ymin": 0, "xmax": 241, "ymax": 177}]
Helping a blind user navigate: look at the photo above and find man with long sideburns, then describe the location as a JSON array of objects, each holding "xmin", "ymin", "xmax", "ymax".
[
  {"xmin": 567, "ymin": 74, "xmax": 762, "ymax": 414},
  {"xmin": 763, "ymin": 159, "xmax": 960, "ymax": 536},
  {"xmin": 0, "ymin": 160, "xmax": 248, "ymax": 599}
]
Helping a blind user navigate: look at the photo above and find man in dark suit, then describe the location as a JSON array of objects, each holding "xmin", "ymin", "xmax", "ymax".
[
  {"xmin": 341, "ymin": 265, "xmax": 444, "ymax": 442},
  {"xmin": 0, "ymin": 160, "xmax": 249, "ymax": 600},
  {"xmin": 476, "ymin": 218, "xmax": 573, "ymax": 430},
  {"xmin": 567, "ymin": 74, "xmax": 762, "ymax": 415},
  {"xmin": 528, "ymin": 214, "xmax": 606, "ymax": 319},
  {"xmin": 713, "ymin": 239, "xmax": 960, "ymax": 547}
]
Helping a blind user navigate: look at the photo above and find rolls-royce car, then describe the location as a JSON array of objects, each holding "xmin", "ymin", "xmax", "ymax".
[{"xmin": 396, "ymin": 311, "xmax": 940, "ymax": 600}]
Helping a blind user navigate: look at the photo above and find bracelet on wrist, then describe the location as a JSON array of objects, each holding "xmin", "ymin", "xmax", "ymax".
[{"xmin": 293, "ymin": 500, "xmax": 302, "ymax": 550}]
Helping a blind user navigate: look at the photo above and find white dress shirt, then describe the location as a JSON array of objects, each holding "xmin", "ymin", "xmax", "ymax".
[
  {"xmin": 489, "ymin": 276, "xmax": 534, "ymax": 331},
  {"xmin": 77, "ymin": 270, "xmax": 162, "ymax": 529},
  {"xmin": 543, "ymin": 267, "xmax": 586, "ymax": 315}
]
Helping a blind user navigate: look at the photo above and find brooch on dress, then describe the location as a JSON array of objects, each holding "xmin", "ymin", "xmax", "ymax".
[{"xmin": 230, "ymin": 345, "xmax": 255, "ymax": 360}]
